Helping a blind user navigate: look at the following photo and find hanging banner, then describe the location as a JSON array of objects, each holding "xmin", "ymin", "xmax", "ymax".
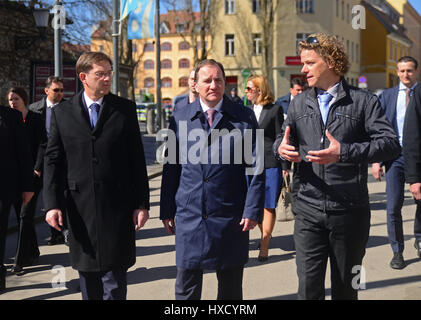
[{"xmin": 127, "ymin": 0, "xmax": 156, "ymax": 39}]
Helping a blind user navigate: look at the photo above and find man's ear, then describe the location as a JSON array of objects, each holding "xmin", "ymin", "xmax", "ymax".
[
  {"xmin": 44, "ymin": 87, "xmax": 49, "ymax": 95},
  {"xmin": 79, "ymin": 73, "xmax": 86, "ymax": 84}
]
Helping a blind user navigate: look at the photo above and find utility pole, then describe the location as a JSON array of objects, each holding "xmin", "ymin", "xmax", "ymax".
[
  {"xmin": 54, "ymin": 0, "xmax": 63, "ymax": 77},
  {"xmin": 112, "ymin": 0, "xmax": 119, "ymax": 94},
  {"xmin": 155, "ymin": 0, "xmax": 163, "ymax": 131}
]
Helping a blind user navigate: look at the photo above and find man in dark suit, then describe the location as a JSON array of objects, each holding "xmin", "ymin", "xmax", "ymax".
[
  {"xmin": 44, "ymin": 52, "xmax": 150, "ymax": 300},
  {"xmin": 275, "ymin": 33, "xmax": 400, "ymax": 299},
  {"xmin": 0, "ymin": 105, "xmax": 34, "ymax": 292},
  {"xmin": 29, "ymin": 76, "xmax": 68, "ymax": 246},
  {"xmin": 403, "ymin": 83, "xmax": 421, "ymax": 260},
  {"xmin": 160, "ymin": 59, "xmax": 265, "ymax": 300},
  {"xmin": 275, "ymin": 77, "xmax": 306, "ymax": 116},
  {"xmin": 173, "ymin": 69, "xmax": 198, "ymax": 112},
  {"xmin": 372, "ymin": 56, "xmax": 420, "ymax": 269}
]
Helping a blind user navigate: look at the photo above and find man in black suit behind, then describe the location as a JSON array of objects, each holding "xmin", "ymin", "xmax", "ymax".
[
  {"xmin": 44, "ymin": 52, "xmax": 150, "ymax": 300},
  {"xmin": 29, "ymin": 76, "xmax": 68, "ymax": 245},
  {"xmin": 0, "ymin": 105, "xmax": 34, "ymax": 292}
]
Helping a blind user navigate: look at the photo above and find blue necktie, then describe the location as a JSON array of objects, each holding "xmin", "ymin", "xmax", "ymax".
[
  {"xmin": 318, "ymin": 92, "xmax": 333, "ymax": 125},
  {"xmin": 89, "ymin": 103, "xmax": 100, "ymax": 128}
]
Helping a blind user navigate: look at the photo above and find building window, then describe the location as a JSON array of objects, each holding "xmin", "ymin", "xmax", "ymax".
[
  {"xmin": 134, "ymin": 79, "xmax": 138, "ymax": 88},
  {"xmin": 356, "ymin": 43, "xmax": 359, "ymax": 63},
  {"xmin": 162, "ymin": 77, "xmax": 172, "ymax": 88},
  {"xmin": 144, "ymin": 60, "xmax": 154, "ymax": 70},
  {"xmin": 160, "ymin": 22, "xmax": 170, "ymax": 34},
  {"xmin": 347, "ymin": 3, "xmax": 350, "ymax": 23},
  {"xmin": 296, "ymin": 33, "xmax": 311, "ymax": 53},
  {"xmin": 144, "ymin": 43, "xmax": 154, "ymax": 52},
  {"xmin": 179, "ymin": 59, "xmax": 190, "ymax": 68},
  {"xmin": 161, "ymin": 42, "xmax": 172, "ymax": 51},
  {"xmin": 253, "ymin": 34, "xmax": 262, "ymax": 55},
  {"xmin": 161, "ymin": 59, "xmax": 172, "ymax": 69},
  {"xmin": 225, "ymin": 34, "xmax": 235, "ymax": 56},
  {"xmin": 179, "ymin": 77, "xmax": 188, "ymax": 87},
  {"xmin": 296, "ymin": 0, "xmax": 314, "ymax": 14},
  {"xmin": 351, "ymin": 41, "xmax": 354, "ymax": 62},
  {"xmin": 336, "ymin": 0, "xmax": 339, "ymax": 17},
  {"xmin": 179, "ymin": 41, "xmax": 190, "ymax": 50},
  {"xmin": 252, "ymin": 0, "xmax": 259, "ymax": 13},
  {"xmin": 176, "ymin": 23, "xmax": 185, "ymax": 33},
  {"xmin": 99, "ymin": 45, "xmax": 104, "ymax": 53},
  {"xmin": 132, "ymin": 43, "xmax": 137, "ymax": 53},
  {"xmin": 144, "ymin": 77, "xmax": 154, "ymax": 88},
  {"xmin": 225, "ymin": 0, "xmax": 235, "ymax": 14},
  {"xmin": 194, "ymin": 23, "xmax": 201, "ymax": 32},
  {"xmin": 197, "ymin": 41, "xmax": 208, "ymax": 51},
  {"xmin": 346, "ymin": 40, "xmax": 349, "ymax": 55},
  {"xmin": 341, "ymin": 1, "xmax": 344, "ymax": 20}
]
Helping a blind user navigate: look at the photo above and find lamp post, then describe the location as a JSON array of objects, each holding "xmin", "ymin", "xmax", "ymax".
[{"xmin": 53, "ymin": 0, "xmax": 63, "ymax": 77}]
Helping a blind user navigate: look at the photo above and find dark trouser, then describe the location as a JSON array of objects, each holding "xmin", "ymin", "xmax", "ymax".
[
  {"xmin": 294, "ymin": 201, "xmax": 370, "ymax": 300},
  {"xmin": 78, "ymin": 268, "xmax": 128, "ymax": 300},
  {"xmin": 385, "ymin": 156, "xmax": 406, "ymax": 253},
  {"xmin": 175, "ymin": 267, "xmax": 244, "ymax": 300},
  {"xmin": 13, "ymin": 177, "xmax": 41, "ymax": 266},
  {"xmin": 0, "ymin": 199, "xmax": 12, "ymax": 269},
  {"xmin": 385, "ymin": 156, "xmax": 421, "ymax": 252}
]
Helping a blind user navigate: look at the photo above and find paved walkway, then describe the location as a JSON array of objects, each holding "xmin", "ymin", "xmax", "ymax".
[{"xmin": 1, "ymin": 152, "xmax": 421, "ymax": 300}]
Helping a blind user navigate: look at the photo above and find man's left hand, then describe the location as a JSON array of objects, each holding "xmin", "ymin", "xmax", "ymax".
[
  {"xmin": 240, "ymin": 218, "xmax": 258, "ymax": 232},
  {"xmin": 133, "ymin": 209, "xmax": 149, "ymax": 231},
  {"xmin": 410, "ymin": 183, "xmax": 421, "ymax": 200},
  {"xmin": 306, "ymin": 130, "xmax": 341, "ymax": 164}
]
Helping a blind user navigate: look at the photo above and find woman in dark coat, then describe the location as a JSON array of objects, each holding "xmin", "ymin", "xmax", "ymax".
[
  {"xmin": 245, "ymin": 75, "xmax": 284, "ymax": 261},
  {"xmin": 7, "ymin": 87, "xmax": 46, "ymax": 275}
]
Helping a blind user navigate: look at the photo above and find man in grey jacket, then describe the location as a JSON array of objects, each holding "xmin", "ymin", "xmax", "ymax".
[{"xmin": 274, "ymin": 33, "xmax": 401, "ymax": 300}]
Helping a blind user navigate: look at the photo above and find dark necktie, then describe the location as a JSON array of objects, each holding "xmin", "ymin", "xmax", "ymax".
[{"xmin": 89, "ymin": 103, "xmax": 100, "ymax": 128}]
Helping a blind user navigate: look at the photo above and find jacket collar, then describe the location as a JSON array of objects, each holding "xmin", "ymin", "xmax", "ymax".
[{"xmin": 306, "ymin": 77, "xmax": 349, "ymax": 109}]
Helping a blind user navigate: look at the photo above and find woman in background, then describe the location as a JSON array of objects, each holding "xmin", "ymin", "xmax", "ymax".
[
  {"xmin": 7, "ymin": 87, "xmax": 46, "ymax": 275},
  {"xmin": 245, "ymin": 75, "xmax": 284, "ymax": 261}
]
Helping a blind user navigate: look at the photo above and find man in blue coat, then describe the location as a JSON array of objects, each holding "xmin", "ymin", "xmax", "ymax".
[
  {"xmin": 160, "ymin": 59, "xmax": 265, "ymax": 300},
  {"xmin": 372, "ymin": 56, "xmax": 420, "ymax": 269},
  {"xmin": 275, "ymin": 77, "xmax": 306, "ymax": 117}
]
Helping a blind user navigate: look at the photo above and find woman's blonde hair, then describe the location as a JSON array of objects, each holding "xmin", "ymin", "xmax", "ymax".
[{"xmin": 248, "ymin": 75, "xmax": 274, "ymax": 106}]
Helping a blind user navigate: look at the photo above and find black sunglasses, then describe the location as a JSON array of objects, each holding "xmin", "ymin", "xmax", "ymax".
[
  {"xmin": 305, "ymin": 36, "xmax": 319, "ymax": 44},
  {"xmin": 52, "ymin": 88, "xmax": 64, "ymax": 93}
]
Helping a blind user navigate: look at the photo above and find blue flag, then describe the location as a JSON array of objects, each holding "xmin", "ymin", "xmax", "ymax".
[
  {"xmin": 120, "ymin": 0, "xmax": 138, "ymax": 21},
  {"xmin": 127, "ymin": 0, "xmax": 156, "ymax": 39}
]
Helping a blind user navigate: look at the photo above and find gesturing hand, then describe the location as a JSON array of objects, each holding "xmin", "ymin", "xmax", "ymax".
[
  {"xmin": 306, "ymin": 130, "xmax": 340, "ymax": 164},
  {"xmin": 277, "ymin": 126, "xmax": 302, "ymax": 163}
]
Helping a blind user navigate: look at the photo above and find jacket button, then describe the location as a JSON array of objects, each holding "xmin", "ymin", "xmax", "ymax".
[
  {"xmin": 203, "ymin": 178, "xmax": 209, "ymax": 182},
  {"xmin": 91, "ymin": 136, "xmax": 97, "ymax": 141},
  {"xmin": 92, "ymin": 157, "xmax": 99, "ymax": 163},
  {"xmin": 202, "ymin": 214, "xmax": 207, "ymax": 220}
]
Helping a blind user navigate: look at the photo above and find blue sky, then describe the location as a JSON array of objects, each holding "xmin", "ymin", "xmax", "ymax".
[{"xmin": 408, "ymin": 0, "xmax": 421, "ymax": 15}]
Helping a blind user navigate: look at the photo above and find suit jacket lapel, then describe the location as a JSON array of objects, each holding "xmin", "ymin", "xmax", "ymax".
[
  {"xmin": 77, "ymin": 92, "xmax": 94, "ymax": 131},
  {"xmin": 92, "ymin": 94, "xmax": 114, "ymax": 134},
  {"xmin": 258, "ymin": 106, "xmax": 268, "ymax": 127}
]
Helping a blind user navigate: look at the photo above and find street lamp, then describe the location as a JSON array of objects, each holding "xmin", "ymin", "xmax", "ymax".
[{"xmin": 14, "ymin": 8, "xmax": 50, "ymax": 50}]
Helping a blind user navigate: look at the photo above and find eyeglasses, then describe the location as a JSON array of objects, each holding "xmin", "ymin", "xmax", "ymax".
[
  {"xmin": 52, "ymin": 88, "xmax": 64, "ymax": 93},
  {"xmin": 305, "ymin": 36, "xmax": 319, "ymax": 44},
  {"xmin": 245, "ymin": 87, "xmax": 255, "ymax": 91},
  {"xmin": 89, "ymin": 70, "xmax": 114, "ymax": 79}
]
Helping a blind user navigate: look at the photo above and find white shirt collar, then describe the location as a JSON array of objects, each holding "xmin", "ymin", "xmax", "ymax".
[
  {"xmin": 46, "ymin": 98, "xmax": 57, "ymax": 108},
  {"xmin": 399, "ymin": 81, "xmax": 418, "ymax": 91},
  {"xmin": 83, "ymin": 92, "xmax": 104, "ymax": 108},
  {"xmin": 199, "ymin": 97, "xmax": 223, "ymax": 113}
]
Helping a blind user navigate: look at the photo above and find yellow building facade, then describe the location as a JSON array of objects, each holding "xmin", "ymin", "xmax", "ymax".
[
  {"xmin": 210, "ymin": 0, "xmax": 362, "ymax": 98},
  {"xmin": 361, "ymin": 1, "xmax": 412, "ymax": 89},
  {"xmin": 91, "ymin": 13, "xmax": 208, "ymax": 104}
]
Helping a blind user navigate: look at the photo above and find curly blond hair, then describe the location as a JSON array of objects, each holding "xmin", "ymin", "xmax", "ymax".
[{"xmin": 299, "ymin": 33, "xmax": 350, "ymax": 76}]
